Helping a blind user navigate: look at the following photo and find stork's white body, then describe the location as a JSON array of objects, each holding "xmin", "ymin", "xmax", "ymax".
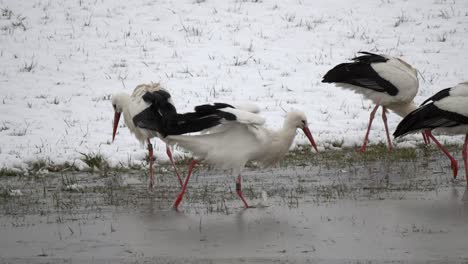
[
  {"xmin": 168, "ymin": 111, "xmax": 312, "ymax": 174},
  {"xmin": 336, "ymin": 56, "xmax": 419, "ymax": 117},
  {"xmin": 116, "ymin": 83, "xmax": 173, "ymax": 144},
  {"xmin": 168, "ymin": 118, "xmax": 299, "ymax": 174},
  {"xmin": 168, "ymin": 108, "xmax": 318, "ymax": 209}
]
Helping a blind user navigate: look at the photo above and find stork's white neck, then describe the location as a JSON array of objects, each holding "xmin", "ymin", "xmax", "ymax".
[
  {"xmin": 276, "ymin": 120, "xmax": 299, "ymax": 153},
  {"xmin": 257, "ymin": 126, "xmax": 296, "ymax": 168},
  {"xmin": 115, "ymin": 94, "xmax": 144, "ymax": 143},
  {"xmin": 388, "ymin": 101, "xmax": 418, "ymax": 117},
  {"xmin": 116, "ymin": 95, "xmax": 132, "ymax": 130},
  {"xmin": 280, "ymin": 125, "xmax": 298, "ymax": 144}
]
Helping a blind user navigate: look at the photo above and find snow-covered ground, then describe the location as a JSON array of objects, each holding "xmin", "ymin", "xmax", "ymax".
[{"xmin": 0, "ymin": 0, "xmax": 467, "ymax": 170}]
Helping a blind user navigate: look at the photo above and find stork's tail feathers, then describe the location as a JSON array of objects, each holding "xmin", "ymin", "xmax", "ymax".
[
  {"xmin": 169, "ymin": 115, "xmax": 222, "ymax": 135},
  {"xmin": 193, "ymin": 103, "xmax": 237, "ymax": 121},
  {"xmin": 195, "ymin": 102, "xmax": 234, "ymax": 113}
]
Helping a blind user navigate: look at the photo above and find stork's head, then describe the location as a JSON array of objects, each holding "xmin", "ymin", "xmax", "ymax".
[
  {"xmin": 285, "ymin": 111, "xmax": 318, "ymax": 153},
  {"xmin": 111, "ymin": 93, "xmax": 130, "ymax": 142}
]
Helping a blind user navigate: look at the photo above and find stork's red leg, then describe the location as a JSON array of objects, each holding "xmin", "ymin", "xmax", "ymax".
[
  {"xmin": 422, "ymin": 131, "xmax": 431, "ymax": 145},
  {"xmin": 173, "ymin": 159, "xmax": 197, "ymax": 210},
  {"xmin": 463, "ymin": 134, "xmax": 468, "ymax": 188},
  {"xmin": 427, "ymin": 132, "xmax": 458, "ymax": 178},
  {"xmin": 236, "ymin": 175, "xmax": 250, "ymax": 208},
  {"xmin": 147, "ymin": 139, "xmax": 154, "ymax": 190},
  {"xmin": 381, "ymin": 106, "xmax": 393, "ymax": 150},
  {"xmin": 166, "ymin": 145, "xmax": 183, "ymax": 187},
  {"xmin": 358, "ymin": 104, "xmax": 380, "ymax": 153}
]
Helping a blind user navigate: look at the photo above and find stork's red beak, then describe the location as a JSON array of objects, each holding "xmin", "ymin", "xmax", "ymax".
[
  {"xmin": 302, "ymin": 126, "xmax": 318, "ymax": 153},
  {"xmin": 112, "ymin": 112, "xmax": 121, "ymax": 142}
]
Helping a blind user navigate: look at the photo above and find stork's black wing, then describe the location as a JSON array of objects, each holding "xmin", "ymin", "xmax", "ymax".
[
  {"xmin": 134, "ymin": 90, "xmax": 235, "ymax": 137},
  {"xmin": 394, "ymin": 103, "xmax": 468, "ymax": 138},
  {"xmin": 420, "ymin": 87, "xmax": 451, "ymax": 106},
  {"xmin": 322, "ymin": 51, "xmax": 399, "ymax": 96}
]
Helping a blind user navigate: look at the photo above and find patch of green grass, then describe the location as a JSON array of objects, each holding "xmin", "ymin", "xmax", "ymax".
[
  {"xmin": 278, "ymin": 143, "xmax": 453, "ymax": 169},
  {"xmin": 0, "ymin": 168, "xmax": 21, "ymax": 177},
  {"xmin": 79, "ymin": 152, "xmax": 108, "ymax": 171},
  {"xmin": 0, "ymin": 187, "xmax": 9, "ymax": 198},
  {"xmin": 359, "ymin": 143, "xmax": 417, "ymax": 162},
  {"xmin": 174, "ymin": 155, "xmax": 195, "ymax": 166},
  {"xmin": 30, "ymin": 160, "xmax": 47, "ymax": 172},
  {"xmin": 0, "ymin": 142, "xmax": 461, "ymax": 182},
  {"xmin": 27, "ymin": 160, "xmax": 78, "ymax": 177}
]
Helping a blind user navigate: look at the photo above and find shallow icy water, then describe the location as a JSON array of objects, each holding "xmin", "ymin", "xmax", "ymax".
[{"xmin": 1, "ymin": 148, "xmax": 468, "ymax": 263}]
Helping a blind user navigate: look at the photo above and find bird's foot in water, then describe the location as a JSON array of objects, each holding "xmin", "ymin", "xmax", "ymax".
[
  {"xmin": 357, "ymin": 146, "xmax": 367, "ymax": 153},
  {"xmin": 450, "ymin": 160, "xmax": 459, "ymax": 179}
]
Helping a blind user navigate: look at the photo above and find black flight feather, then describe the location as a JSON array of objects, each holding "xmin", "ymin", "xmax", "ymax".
[
  {"xmin": 322, "ymin": 51, "xmax": 399, "ymax": 96},
  {"xmin": 420, "ymin": 87, "xmax": 451, "ymax": 106}
]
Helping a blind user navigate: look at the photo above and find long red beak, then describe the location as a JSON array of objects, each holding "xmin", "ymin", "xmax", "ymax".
[
  {"xmin": 112, "ymin": 112, "xmax": 121, "ymax": 142},
  {"xmin": 302, "ymin": 126, "xmax": 318, "ymax": 153}
]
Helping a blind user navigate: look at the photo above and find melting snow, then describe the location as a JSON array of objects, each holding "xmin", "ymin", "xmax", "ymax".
[{"xmin": 0, "ymin": 0, "xmax": 467, "ymax": 170}]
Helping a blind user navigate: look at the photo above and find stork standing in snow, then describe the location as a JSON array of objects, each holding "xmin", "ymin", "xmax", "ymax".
[
  {"xmin": 164, "ymin": 103, "xmax": 319, "ymax": 210},
  {"xmin": 322, "ymin": 51, "xmax": 427, "ymax": 152},
  {"xmin": 111, "ymin": 83, "xmax": 220, "ymax": 189},
  {"xmin": 394, "ymin": 82, "xmax": 468, "ymax": 184}
]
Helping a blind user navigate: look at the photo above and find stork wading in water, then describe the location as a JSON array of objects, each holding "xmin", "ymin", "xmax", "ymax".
[
  {"xmin": 394, "ymin": 82, "xmax": 468, "ymax": 184},
  {"xmin": 111, "ymin": 83, "xmax": 220, "ymax": 189},
  {"xmin": 322, "ymin": 51, "xmax": 430, "ymax": 152},
  {"xmin": 163, "ymin": 103, "xmax": 319, "ymax": 210}
]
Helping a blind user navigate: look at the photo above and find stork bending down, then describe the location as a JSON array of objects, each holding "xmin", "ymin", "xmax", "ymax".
[
  {"xmin": 322, "ymin": 52, "xmax": 425, "ymax": 152},
  {"xmin": 394, "ymin": 82, "xmax": 468, "ymax": 182},
  {"xmin": 111, "ymin": 83, "xmax": 219, "ymax": 189}
]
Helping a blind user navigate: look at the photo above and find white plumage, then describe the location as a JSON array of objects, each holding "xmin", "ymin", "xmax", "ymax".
[
  {"xmin": 168, "ymin": 111, "xmax": 315, "ymax": 172},
  {"xmin": 432, "ymin": 83, "xmax": 468, "ymax": 135},
  {"xmin": 168, "ymin": 107, "xmax": 318, "ymax": 209},
  {"xmin": 363, "ymin": 57, "xmax": 418, "ymax": 113}
]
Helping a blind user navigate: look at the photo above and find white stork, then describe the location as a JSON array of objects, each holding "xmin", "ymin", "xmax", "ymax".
[
  {"xmin": 394, "ymin": 82, "xmax": 468, "ymax": 183},
  {"xmin": 322, "ymin": 51, "xmax": 426, "ymax": 152},
  {"xmin": 164, "ymin": 104, "xmax": 319, "ymax": 210},
  {"xmin": 111, "ymin": 83, "xmax": 183, "ymax": 189}
]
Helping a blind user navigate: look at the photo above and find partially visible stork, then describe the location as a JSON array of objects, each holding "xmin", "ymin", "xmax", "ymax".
[
  {"xmin": 164, "ymin": 103, "xmax": 319, "ymax": 210},
  {"xmin": 111, "ymin": 83, "xmax": 219, "ymax": 189},
  {"xmin": 322, "ymin": 51, "xmax": 425, "ymax": 152},
  {"xmin": 394, "ymin": 82, "xmax": 468, "ymax": 181}
]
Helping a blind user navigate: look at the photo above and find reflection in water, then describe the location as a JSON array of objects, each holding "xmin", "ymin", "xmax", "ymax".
[
  {"xmin": 2, "ymin": 151, "xmax": 468, "ymax": 262},
  {"xmin": 2, "ymin": 190, "xmax": 468, "ymax": 261},
  {"xmin": 462, "ymin": 189, "xmax": 468, "ymax": 202}
]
